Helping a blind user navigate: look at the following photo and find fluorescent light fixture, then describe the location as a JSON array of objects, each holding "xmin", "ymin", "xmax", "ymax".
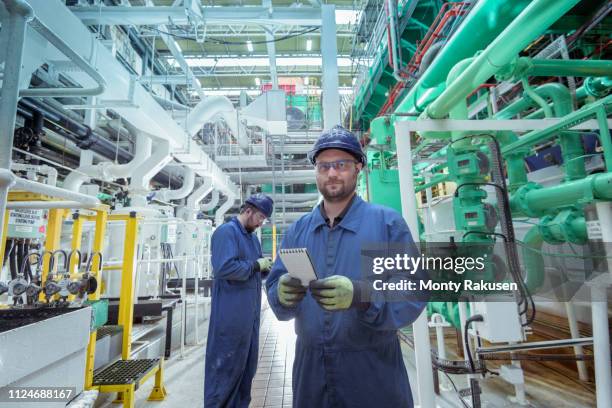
[
  {"xmin": 183, "ymin": 57, "xmax": 353, "ymax": 68},
  {"xmin": 255, "ymin": 77, "xmax": 261, "ymax": 86},
  {"xmin": 246, "ymin": 40, "xmax": 253, "ymax": 52},
  {"xmin": 304, "ymin": 76, "xmax": 309, "ymax": 85},
  {"xmin": 335, "ymin": 10, "xmax": 361, "ymax": 25},
  {"xmin": 306, "ymin": 39, "xmax": 312, "ymax": 51}
]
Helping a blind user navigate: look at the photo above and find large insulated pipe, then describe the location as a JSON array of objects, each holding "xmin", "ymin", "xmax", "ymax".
[
  {"xmin": 201, "ymin": 189, "xmax": 220, "ymax": 212},
  {"xmin": 215, "ymin": 193, "xmax": 237, "ymax": 226},
  {"xmin": 186, "ymin": 96, "xmax": 245, "ymax": 149},
  {"xmin": 152, "ymin": 166, "xmax": 195, "ymax": 202},
  {"xmin": 423, "ymin": 0, "xmax": 580, "ymax": 120},
  {"xmin": 63, "ymin": 123, "xmax": 152, "ymax": 191},
  {"xmin": 179, "ymin": 176, "xmax": 214, "ymax": 221},
  {"xmin": 130, "ymin": 137, "xmax": 172, "ymax": 207}
]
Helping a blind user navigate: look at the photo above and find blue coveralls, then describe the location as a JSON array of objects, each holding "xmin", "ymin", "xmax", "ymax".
[
  {"xmin": 266, "ymin": 196, "xmax": 426, "ymax": 408},
  {"xmin": 204, "ymin": 217, "xmax": 262, "ymax": 408}
]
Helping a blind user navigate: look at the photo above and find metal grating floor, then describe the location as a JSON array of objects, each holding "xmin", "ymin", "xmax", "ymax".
[
  {"xmin": 96, "ymin": 325, "xmax": 122, "ymax": 339},
  {"xmin": 93, "ymin": 358, "xmax": 159, "ymax": 387}
]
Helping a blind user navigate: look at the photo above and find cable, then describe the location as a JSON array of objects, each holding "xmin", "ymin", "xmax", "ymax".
[
  {"xmin": 443, "ymin": 372, "xmax": 471, "ymax": 408},
  {"xmin": 464, "ymin": 314, "xmax": 484, "ymax": 373},
  {"xmin": 149, "ymin": 26, "xmax": 319, "ymax": 46}
]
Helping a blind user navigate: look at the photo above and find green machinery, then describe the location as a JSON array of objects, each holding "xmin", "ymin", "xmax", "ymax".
[{"xmin": 357, "ymin": 0, "xmax": 612, "ymax": 327}]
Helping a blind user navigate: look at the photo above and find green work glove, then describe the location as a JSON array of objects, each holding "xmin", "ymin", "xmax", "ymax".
[
  {"xmin": 277, "ymin": 273, "xmax": 306, "ymax": 307},
  {"xmin": 309, "ymin": 275, "xmax": 356, "ymax": 311},
  {"xmin": 256, "ymin": 257, "xmax": 273, "ymax": 272}
]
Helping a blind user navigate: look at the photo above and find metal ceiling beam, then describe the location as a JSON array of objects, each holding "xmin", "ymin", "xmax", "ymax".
[
  {"xmin": 144, "ymin": 0, "xmax": 204, "ymax": 98},
  {"xmin": 70, "ymin": 6, "xmax": 323, "ymax": 26}
]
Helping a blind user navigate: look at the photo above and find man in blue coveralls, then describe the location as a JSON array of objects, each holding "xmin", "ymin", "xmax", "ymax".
[
  {"xmin": 204, "ymin": 194, "xmax": 274, "ymax": 407},
  {"xmin": 266, "ymin": 126, "xmax": 427, "ymax": 407}
]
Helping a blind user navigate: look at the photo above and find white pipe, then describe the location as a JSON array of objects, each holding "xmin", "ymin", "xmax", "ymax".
[
  {"xmin": 10, "ymin": 163, "xmax": 58, "ymax": 186},
  {"xmin": 565, "ymin": 302, "xmax": 589, "ymax": 381},
  {"xmin": 396, "ymin": 124, "xmax": 436, "ymax": 408},
  {"xmin": 130, "ymin": 137, "xmax": 172, "ymax": 207},
  {"xmin": 63, "ymin": 125, "xmax": 152, "ymax": 192},
  {"xmin": 180, "ymin": 177, "xmax": 214, "ymax": 222},
  {"xmin": 214, "ymin": 194, "xmax": 237, "ymax": 226},
  {"xmin": 188, "ymin": 178, "xmax": 213, "ymax": 209},
  {"xmin": 12, "ymin": 177, "xmax": 100, "ymax": 207},
  {"xmin": 186, "ymin": 96, "xmax": 245, "ymax": 149},
  {"xmin": 153, "ymin": 166, "xmax": 195, "ymax": 202},
  {"xmin": 593, "ymin": 201, "xmax": 612, "ymax": 408},
  {"xmin": 200, "ymin": 190, "xmax": 220, "ymax": 212},
  {"xmin": 25, "ymin": 1, "xmax": 239, "ymax": 199},
  {"xmin": 6, "ymin": 200, "xmax": 91, "ymax": 209}
]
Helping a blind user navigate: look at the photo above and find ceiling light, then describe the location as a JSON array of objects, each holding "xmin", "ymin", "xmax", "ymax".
[
  {"xmin": 246, "ymin": 40, "xmax": 253, "ymax": 52},
  {"xmin": 255, "ymin": 77, "xmax": 261, "ymax": 86},
  {"xmin": 306, "ymin": 39, "xmax": 312, "ymax": 51}
]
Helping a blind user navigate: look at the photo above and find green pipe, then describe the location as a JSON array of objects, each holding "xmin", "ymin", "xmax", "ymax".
[
  {"xmin": 521, "ymin": 77, "xmax": 553, "ymax": 118},
  {"xmin": 499, "ymin": 57, "xmax": 612, "ymax": 80},
  {"xmin": 521, "ymin": 225, "xmax": 545, "ymax": 292},
  {"xmin": 415, "ymin": 173, "xmax": 450, "ymax": 193},
  {"xmin": 395, "ymin": 0, "xmax": 532, "ymax": 115},
  {"xmin": 516, "ymin": 172, "xmax": 612, "ymax": 216},
  {"xmin": 423, "ymin": 0, "xmax": 580, "ymax": 120},
  {"xmin": 505, "ymin": 78, "xmax": 612, "ymax": 120},
  {"xmin": 596, "ymin": 105, "xmax": 612, "ymax": 172},
  {"xmin": 581, "ymin": 76, "xmax": 612, "ymax": 98},
  {"xmin": 502, "ymin": 94, "xmax": 612, "ymax": 154}
]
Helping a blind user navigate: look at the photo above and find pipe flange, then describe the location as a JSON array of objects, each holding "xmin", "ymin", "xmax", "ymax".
[
  {"xmin": 514, "ymin": 182, "xmax": 542, "ymax": 218},
  {"xmin": 539, "ymin": 214, "xmax": 562, "ymax": 244},
  {"xmin": 584, "ymin": 77, "xmax": 611, "ymax": 98}
]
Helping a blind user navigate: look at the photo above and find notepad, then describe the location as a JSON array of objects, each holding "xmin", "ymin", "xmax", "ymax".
[{"xmin": 279, "ymin": 248, "xmax": 318, "ymax": 287}]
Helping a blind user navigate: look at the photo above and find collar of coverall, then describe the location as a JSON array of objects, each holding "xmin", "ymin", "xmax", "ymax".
[{"xmin": 313, "ymin": 193, "xmax": 361, "ymax": 232}]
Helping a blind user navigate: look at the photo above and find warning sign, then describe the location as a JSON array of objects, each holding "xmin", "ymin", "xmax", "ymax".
[{"xmin": 8, "ymin": 209, "xmax": 46, "ymax": 239}]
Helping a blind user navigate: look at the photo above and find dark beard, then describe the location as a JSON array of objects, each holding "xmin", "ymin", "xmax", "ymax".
[{"xmin": 320, "ymin": 179, "xmax": 356, "ymax": 202}]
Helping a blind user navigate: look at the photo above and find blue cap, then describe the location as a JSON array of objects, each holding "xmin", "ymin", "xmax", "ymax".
[
  {"xmin": 307, "ymin": 125, "xmax": 366, "ymax": 166},
  {"xmin": 245, "ymin": 194, "xmax": 274, "ymax": 218}
]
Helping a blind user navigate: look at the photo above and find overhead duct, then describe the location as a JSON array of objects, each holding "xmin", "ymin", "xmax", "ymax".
[
  {"xmin": 186, "ymin": 96, "xmax": 245, "ymax": 149},
  {"xmin": 178, "ymin": 176, "xmax": 213, "ymax": 221},
  {"xmin": 63, "ymin": 121, "xmax": 152, "ymax": 192},
  {"xmin": 227, "ymin": 169, "xmax": 315, "ymax": 184},
  {"xmin": 130, "ymin": 137, "xmax": 172, "ymax": 207},
  {"xmin": 201, "ymin": 190, "xmax": 220, "ymax": 212},
  {"xmin": 152, "ymin": 166, "xmax": 195, "ymax": 202},
  {"xmin": 215, "ymin": 192, "xmax": 237, "ymax": 226},
  {"xmin": 25, "ymin": 0, "xmax": 239, "ymax": 202}
]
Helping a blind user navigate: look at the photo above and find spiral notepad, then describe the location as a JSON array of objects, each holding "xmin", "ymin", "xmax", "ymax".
[{"xmin": 278, "ymin": 248, "xmax": 318, "ymax": 286}]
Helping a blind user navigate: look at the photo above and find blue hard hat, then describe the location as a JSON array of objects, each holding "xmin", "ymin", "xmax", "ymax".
[
  {"xmin": 245, "ymin": 194, "xmax": 274, "ymax": 218},
  {"xmin": 307, "ymin": 125, "xmax": 366, "ymax": 166}
]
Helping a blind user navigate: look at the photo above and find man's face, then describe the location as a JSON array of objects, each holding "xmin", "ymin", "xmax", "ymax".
[
  {"xmin": 244, "ymin": 207, "xmax": 267, "ymax": 233},
  {"xmin": 314, "ymin": 149, "xmax": 362, "ymax": 202}
]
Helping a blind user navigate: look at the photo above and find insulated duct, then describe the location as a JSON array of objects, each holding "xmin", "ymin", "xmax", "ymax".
[
  {"xmin": 130, "ymin": 137, "xmax": 172, "ymax": 207},
  {"xmin": 186, "ymin": 96, "xmax": 245, "ymax": 149},
  {"xmin": 152, "ymin": 166, "xmax": 195, "ymax": 202},
  {"xmin": 215, "ymin": 193, "xmax": 237, "ymax": 226},
  {"xmin": 63, "ymin": 121, "xmax": 152, "ymax": 191},
  {"xmin": 201, "ymin": 190, "xmax": 220, "ymax": 212}
]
